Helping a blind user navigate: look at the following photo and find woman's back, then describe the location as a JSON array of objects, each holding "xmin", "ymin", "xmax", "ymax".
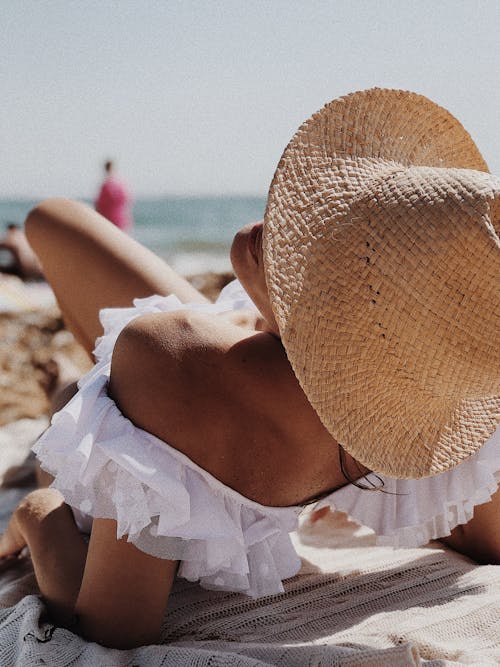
[{"xmin": 109, "ymin": 308, "xmax": 354, "ymax": 506}]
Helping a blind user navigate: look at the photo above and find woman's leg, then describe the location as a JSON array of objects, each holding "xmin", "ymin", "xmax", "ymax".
[
  {"xmin": 439, "ymin": 486, "xmax": 500, "ymax": 564},
  {"xmin": 0, "ymin": 488, "xmax": 88, "ymax": 624},
  {"xmin": 75, "ymin": 518, "xmax": 177, "ymax": 648},
  {"xmin": 25, "ymin": 198, "xmax": 209, "ymax": 355}
]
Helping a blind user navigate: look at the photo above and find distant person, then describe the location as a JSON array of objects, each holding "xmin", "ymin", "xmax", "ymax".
[
  {"xmin": 0, "ymin": 223, "xmax": 44, "ymax": 280},
  {"xmin": 95, "ymin": 160, "xmax": 133, "ymax": 232}
]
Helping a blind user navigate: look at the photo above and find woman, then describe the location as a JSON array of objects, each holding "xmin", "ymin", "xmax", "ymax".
[{"xmin": 1, "ymin": 88, "xmax": 499, "ymax": 649}]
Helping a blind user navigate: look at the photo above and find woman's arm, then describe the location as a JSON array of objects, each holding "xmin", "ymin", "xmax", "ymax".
[
  {"xmin": 0, "ymin": 490, "xmax": 177, "ymax": 647},
  {"xmin": 75, "ymin": 519, "xmax": 177, "ymax": 649},
  {"xmin": 0, "ymin": 489, "xmax": 87, "ymax": 625},
  {"xmin": 439, "ymin": 485, "xmax": 500, "ymax": 564}
]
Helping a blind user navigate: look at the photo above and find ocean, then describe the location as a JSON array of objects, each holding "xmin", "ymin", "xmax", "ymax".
[{"xmin": 0, "ymin": 196, "xmax": 267, "ymax": 275}]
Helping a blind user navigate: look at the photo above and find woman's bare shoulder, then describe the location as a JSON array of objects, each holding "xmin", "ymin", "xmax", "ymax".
[
  {"xmin": 107, "ymin": 309, "xmax": 258, "ymax": 445},
  {"xmin": 110, "ymin": 309, "xmax": 252, "ymax": 374}
]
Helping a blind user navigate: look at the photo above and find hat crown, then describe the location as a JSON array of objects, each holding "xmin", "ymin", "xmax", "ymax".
[{"xmin": 332, "ymin": 165, "xmax": 499, "ymax": 392}]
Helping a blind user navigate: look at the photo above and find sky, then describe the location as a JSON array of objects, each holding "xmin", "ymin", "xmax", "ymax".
[{"xmin": 2, "ymin": 0, "xmax": 499, "ymax": 198}]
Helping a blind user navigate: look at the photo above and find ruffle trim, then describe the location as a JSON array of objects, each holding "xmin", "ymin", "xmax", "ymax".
[
  {"xmin": 317, "ymin": 425, "xmax": 500, "ymax": 548},
  {"xmin": 34, "ymin": 280, "xmax": 299, "ymax": 597},
  {"xmin": 33, "ymin": 369, "xmax": 301, "ymax": 597}
]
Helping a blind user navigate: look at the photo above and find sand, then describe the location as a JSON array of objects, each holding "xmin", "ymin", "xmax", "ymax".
[{"xmin": 0, "ymin": 271, "xmax": 234, "ymax": 427}]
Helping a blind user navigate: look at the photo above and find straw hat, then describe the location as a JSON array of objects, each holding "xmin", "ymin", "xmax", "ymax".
[{"xmin": 263, "ymin": 88, "xmax": 500, "ymax": 478}]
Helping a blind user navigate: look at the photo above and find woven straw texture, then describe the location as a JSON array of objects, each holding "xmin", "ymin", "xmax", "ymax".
[
  {"xmin": 1, "ymin": 425, "xmax": 500, "ymax": 667},
  {"xmin": 263, "ymin": 88, "xmax": 500, "ymax": 477}
]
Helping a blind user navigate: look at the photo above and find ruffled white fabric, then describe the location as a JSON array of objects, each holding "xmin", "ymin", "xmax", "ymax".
[
  {"xmin": 33, "ymin": 277, "xmax": 500, "ymax": 598},
  {"xmin": 33, "ymin": 280, "xmax": 301, "ymax": 598},
  {"xmin": 318, "ymin": 425, "xmax": 500, "ymax": 547}
]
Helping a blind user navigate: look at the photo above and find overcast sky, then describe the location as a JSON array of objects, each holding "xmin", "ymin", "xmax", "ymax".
[{"xmin": 2, "ymin": 0, "xmax": 499, "ymax": 198}]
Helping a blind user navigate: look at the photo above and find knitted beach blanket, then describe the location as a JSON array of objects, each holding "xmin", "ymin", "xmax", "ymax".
[{"xmin": 1, "ymin": 419, "xmax": 499, "ymax": 666}]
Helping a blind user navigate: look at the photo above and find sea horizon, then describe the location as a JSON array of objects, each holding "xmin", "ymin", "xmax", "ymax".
[{"xmin": 0, "ymin": 195, "xmax": 267, "ymax": 276}]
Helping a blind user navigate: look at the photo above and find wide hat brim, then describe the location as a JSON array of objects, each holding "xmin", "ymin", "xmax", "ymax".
[{"xmin": 263, "ymin": 88, "xmax": 500, "ymax": 478}]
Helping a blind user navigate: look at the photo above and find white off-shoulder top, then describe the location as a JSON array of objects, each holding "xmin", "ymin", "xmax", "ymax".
[{"xmin": 33, "ymin": 280, "xmax": 500, "ymax": 597}]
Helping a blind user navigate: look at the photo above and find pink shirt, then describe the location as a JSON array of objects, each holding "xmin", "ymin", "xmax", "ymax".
[{"xmin": 95, "ymin": 177, "xmax": 133, "ymax": 231}]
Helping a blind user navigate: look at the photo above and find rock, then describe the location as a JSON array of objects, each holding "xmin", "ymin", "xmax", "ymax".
[{"xmin": 0, "ymin": 309, "xmax": 90, "ymax": 426}]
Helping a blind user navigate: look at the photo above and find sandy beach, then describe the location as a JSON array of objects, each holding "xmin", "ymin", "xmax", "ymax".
[{"xmin": 0, "ymin": 271, "xmax": 234, "ymax": 427}]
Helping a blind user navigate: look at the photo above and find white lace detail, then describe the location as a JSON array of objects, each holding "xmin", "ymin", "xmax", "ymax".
[{"xmin": 317, "ymin": 425, "xmax": 500, "ymax": 547}]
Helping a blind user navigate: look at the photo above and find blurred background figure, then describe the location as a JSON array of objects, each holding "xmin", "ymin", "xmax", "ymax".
[
  {"xmin": 0, "ymin": 223, "xmax": 44, "ymax": 281},
  {"xmin": 95, "ymin": 160, "xmax": 134, "ymax": 233}
]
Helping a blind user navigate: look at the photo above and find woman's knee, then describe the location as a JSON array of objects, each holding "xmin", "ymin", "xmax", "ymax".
[
  {"xmin": 15, "ymin": 488, "xmax": 65, "ymax": 532},
  {"xmin": 25, "ymin": 198, "xmax": 74, "ymax": 251}
]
